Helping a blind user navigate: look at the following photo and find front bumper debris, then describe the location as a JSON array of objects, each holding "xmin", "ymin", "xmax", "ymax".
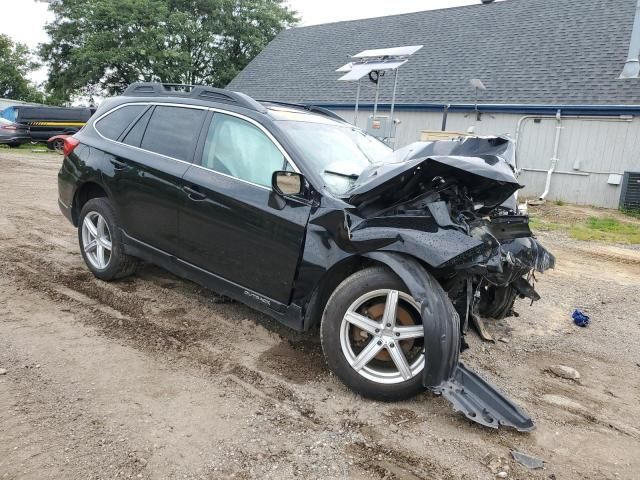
[
  {"xmin": 436, "ymin": 364, "xmax": 535, "ymax": 431},
  {"xmin": 366, "ymin": 237, "xmax": 552, "ymax": 432},
  {"xmin": 423, "ymin": 237, "xmax": 554, "ymax": 431}
]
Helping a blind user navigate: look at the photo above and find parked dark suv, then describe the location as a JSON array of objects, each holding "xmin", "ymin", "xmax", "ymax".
[{"xmin": 58, "ymin": 83, "xmax": 554, "ymax": 431}]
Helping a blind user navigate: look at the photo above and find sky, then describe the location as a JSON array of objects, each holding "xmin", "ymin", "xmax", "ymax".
[{"xmin": 0, "ymin": 0, "xmax": 483, "ymax": 84}]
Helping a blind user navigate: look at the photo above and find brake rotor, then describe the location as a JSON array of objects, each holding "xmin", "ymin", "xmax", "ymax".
[{"xmin": 351, "ymin": 301, "xmax": 418, "ymax": 361}]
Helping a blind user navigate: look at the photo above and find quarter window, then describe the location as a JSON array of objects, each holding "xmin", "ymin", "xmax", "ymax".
[
  {"xmin": 122, "ymin": 108, "xmax": 152, "ymax": 147},
  {"xmin": 201, "ymin": 113, "xmax": 287, "ymax": 187},
  {"xmin": 95, "ymin": 105, "xmax": 145, "ymax": 140},
  {"xmin": 140, "ymin": 106, "xmax": 205, "ymax": 162}
]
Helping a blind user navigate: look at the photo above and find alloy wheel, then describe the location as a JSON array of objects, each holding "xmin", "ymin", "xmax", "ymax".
[
  {"xmin": 81, "ymin": 211, "xmax": 112, "ymax": 269},
  {"xmin": 340, "ymin": 289, "xmax": 425, "ymax": 384}
]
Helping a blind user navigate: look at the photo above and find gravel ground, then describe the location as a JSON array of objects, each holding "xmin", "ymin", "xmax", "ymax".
[{"xmin": 1, "ymin": 149, "xmax": 639, "ymax": 480}]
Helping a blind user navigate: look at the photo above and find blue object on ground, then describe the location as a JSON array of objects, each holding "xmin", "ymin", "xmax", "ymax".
[{"xmin": 572, "ymin": 309, "xmax": 590, "ymax": 327}]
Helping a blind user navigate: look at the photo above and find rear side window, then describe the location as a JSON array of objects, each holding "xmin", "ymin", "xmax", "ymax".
[
  {"xmin": 140, "ymin": 106, "xmax": 204, "ymax": 162},
  {"xmin": 95, "ymin": 105, "xmax": 145, "ymax": 140},
  {"xmin": 122, "ymin": 108, "xmax": 152, "ymax": 147}
]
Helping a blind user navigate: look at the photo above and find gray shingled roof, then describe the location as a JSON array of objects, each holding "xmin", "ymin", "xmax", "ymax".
[{"xmin": 227, "ymin": 0, "xmax": 640, "ymax": 106}]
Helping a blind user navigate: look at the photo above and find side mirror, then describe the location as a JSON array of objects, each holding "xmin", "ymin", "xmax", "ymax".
[{"xmin": 272, "ymin": 170, "xmax": 304, "ymax": 196}]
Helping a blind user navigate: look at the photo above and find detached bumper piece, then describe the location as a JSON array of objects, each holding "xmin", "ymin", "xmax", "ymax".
[
  {"xmin": 419, "ymin": 271, "xmax": 535, "ymax": 432},
  {"xmin": 435, "ymin": 363, "xmax": 534, "ymax": 432}
]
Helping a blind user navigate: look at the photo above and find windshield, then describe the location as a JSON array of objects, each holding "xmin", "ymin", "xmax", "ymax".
[{"xmin": 276, "ymin": 120, "xmax": 393, "ymax": 195}]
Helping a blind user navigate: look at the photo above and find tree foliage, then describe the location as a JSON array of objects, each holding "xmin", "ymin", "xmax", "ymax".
[
  {"xmin": 0, "ymin": 34, "xmax": 44, "ymax": 103},
  {"xmin": 40, "ymin": 0, "xmax": 298, "ymax": 101}
]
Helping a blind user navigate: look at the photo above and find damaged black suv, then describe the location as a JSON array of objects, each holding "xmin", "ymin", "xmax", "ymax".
[{"xmin": 58, "ymin": 83, "xmax": 554, "ymax": 431}]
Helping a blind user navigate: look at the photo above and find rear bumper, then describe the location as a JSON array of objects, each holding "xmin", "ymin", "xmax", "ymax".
[
  {"xmin": 58, "ymin": 198, "xmax": 74, "ymax": 224},
  {"xmin": 57, "ymin": 159, "xmax": 78, "ymax": 226}
]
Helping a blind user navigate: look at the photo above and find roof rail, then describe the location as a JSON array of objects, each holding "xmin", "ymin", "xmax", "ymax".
[
  {"xmin": 260, "ymin": 100, "xmax": 346, "ymax": 122},
  {"xmin": 122, "ymin": 82, "xmax": 267, "ymax": 113}
]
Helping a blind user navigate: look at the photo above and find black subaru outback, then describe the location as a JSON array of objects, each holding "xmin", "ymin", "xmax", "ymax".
[{"xmin": 58, "ymin": 83, "xmax": 554, "ymax": 431}]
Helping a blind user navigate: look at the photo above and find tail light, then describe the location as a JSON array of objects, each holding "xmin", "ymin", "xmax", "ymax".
[
  {"xmin": 63, "ymin": 137, "xmax": 80, "ymax": 157},
  {"xmin": 1, "ymin": 125, "xmax": 17, "ymax": 131}
]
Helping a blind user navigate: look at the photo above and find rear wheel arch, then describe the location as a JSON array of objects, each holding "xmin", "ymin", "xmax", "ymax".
[{"xmin": 72, "ymin": 182, "xmax": 109, "ymax": 226}]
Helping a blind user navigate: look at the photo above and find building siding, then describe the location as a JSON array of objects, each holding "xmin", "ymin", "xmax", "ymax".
[{"xmin": 332, "ymin": 107, "xmax": 640, "ymax": 208}]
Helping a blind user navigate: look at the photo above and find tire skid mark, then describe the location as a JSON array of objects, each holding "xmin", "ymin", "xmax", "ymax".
[
  {"xmin": 0, "ymin": 249, "xmax": 325, "ymax": 432},
  {"xmin": 346, "ymin": 441, "xmax": 459, "ymax": 480}
]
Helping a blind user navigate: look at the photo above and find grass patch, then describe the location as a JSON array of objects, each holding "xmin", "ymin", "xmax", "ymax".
[
  {"xmin": 0, "ymin": 143, "xmax": 49, "ymax": 153},
  {"xmin": 570, "ymin": 217, "xmax": 640, "ymax": 244},
  {"xmin": 553, "ymin": 199, "xmax": 565, "ymax": 206},
  {"xmin": 530, "ymin": 215, "xmax": 640, "ymax": 244}
]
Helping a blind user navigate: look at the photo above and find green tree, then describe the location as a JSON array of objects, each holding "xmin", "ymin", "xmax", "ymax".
[
  {"xmin": 40, "ymin": 0, "xmax": 298, "ymax": 102},
  {"xmin": 0, "ymin": 34, "xmax": 43, "ymax": 102}
]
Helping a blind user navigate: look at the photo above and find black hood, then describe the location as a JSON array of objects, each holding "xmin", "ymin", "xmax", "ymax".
[{"xmin": 343, "ymin": 136, "xmax": 521, "ymax": 210}]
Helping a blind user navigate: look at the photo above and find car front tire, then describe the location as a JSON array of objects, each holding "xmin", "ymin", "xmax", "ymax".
[
  {"xmin": 320, "ymin": 266, "xmax": 428, "ymax": 401},
  {"xmin": 78, "ymin": 197, "xmax": 137, "ymax": 281}
]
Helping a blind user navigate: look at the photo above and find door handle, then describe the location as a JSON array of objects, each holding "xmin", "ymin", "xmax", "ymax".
[
  {"xmin": 183, "ymin": 185, "xmax": 207, "ymax": 201},
  {"xmin": 110, "ymin": 159, "xmax": 130, "ymax": 171}
]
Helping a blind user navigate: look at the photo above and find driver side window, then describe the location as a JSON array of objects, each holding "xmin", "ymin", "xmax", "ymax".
[{"xmin": 201, "ymin": 113, "xmax": 288, "ymax": 187}]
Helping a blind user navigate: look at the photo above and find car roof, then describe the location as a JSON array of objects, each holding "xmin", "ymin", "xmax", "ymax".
[{"xmin": 118, "ymin": 82, "xmax": 347, "ymax": 125}]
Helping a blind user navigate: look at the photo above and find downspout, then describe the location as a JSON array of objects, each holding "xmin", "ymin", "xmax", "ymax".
[
  {"xmin": 539, "ymin": 109, "xmax": 562, "ymax": 200},
  {"xmin": 620, "ymin": 0, "xmax": 640, "ymax": 79},
  {"xmin": 441, "ymin": 104, "xmax": 450, "ymax": 131}
]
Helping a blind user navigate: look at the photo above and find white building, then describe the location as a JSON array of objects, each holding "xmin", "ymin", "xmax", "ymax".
[{"xmin": 228, "ymin": 0, "xmax": 640, "ymax": 209}]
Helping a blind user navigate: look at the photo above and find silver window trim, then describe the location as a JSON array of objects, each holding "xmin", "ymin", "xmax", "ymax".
[{"xmin": 92, "ymin": 101, "xmax": 301, "ymax": 191}]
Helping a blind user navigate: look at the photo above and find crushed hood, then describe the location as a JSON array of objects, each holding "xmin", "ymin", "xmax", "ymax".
[{"xmin": 343, "ymin": 136, "xmax": 521, "ymax": 211}]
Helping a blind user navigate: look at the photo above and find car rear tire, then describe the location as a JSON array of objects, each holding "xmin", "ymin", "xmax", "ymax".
[
  {"xmin": 78, "ymin": 197, "xmax": 137, "ymax": 281},
  {"xmin": 51, "ymin": 139, "xmax": 65, "ymax": 154},
  {"xmin": 320, "ymin": 266, "xmax": 428, "ymax": 401}
]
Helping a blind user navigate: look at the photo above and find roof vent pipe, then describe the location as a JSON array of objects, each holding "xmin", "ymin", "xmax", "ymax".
[
  {"xmin": 481, "ymin": 0, "xmax": 496, "ymax": 4},
  {"xmin": 620, "ymin": 0, "xmax": 640, "ymax": 79}
]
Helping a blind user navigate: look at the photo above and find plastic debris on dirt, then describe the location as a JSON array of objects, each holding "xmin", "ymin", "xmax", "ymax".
[
  {"xmin": 572, "ymin": 309, "xmax": 590, "ymax": 327},
  {"xmin": 511, "ymin": 450, "xmax": 545, "ymax": 469}
]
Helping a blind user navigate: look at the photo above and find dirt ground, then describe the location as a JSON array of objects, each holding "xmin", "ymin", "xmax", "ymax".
[{"xmin": 1, "ymin": 149, "xmax": 639, "ymax": 480}]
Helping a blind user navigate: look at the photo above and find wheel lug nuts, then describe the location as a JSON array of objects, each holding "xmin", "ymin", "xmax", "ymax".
[
  {"xmin": 386, "ymin": 323, "xmax": 391, "ymax": 327},
  {"xmin": 389, "ymin": 343, "xmax": 395, "ymax": 348},
  {"xmin": 375, "ymin": 328, "xmax": 380, "ymax": 333},
  {"xmin": 377, "ymin": 340, "xmax": 383, "ymax": 346},
  {"xmin": 395, "ymin": 332, "xmax": 400, "ymax": 337}
]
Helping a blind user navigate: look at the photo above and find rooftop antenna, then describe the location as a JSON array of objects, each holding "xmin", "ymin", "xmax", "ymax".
[
  {"xmin": 336, "ymin": 45, "xmax": 423, "ymax": 147},
  {"xmin": 469, "ymin": 78, "xmax": 487, "ymax": 121}
]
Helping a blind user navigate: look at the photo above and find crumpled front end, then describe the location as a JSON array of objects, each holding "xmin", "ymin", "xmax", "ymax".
[
  {"xmin": 423, "ymin": 217, "xmax": 555, "ymax": 432},
  {"xmin": 344, "ymin": 136, "xmax": 555, "ymax": 431}
]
